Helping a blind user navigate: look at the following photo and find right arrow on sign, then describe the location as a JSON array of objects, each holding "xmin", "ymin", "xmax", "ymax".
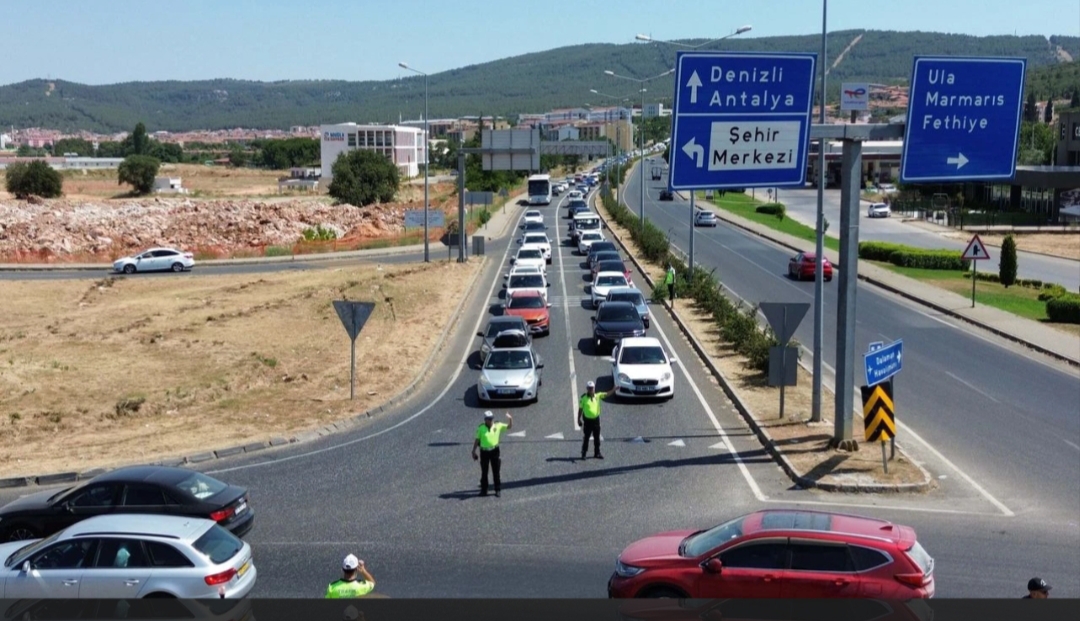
[
  {"xmin": 946, "ymin": 153, "xmax": 969, "ymax": 169},
  {"xmin": 686, "ymin": 70, "xmax": 702, "ymax": 103},
  {"xmin": 683, "ymin": 137, "xmax": 704, "ymax": 168}
]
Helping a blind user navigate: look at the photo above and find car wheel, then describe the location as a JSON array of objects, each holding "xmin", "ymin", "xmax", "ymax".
[
  {"xmin": 171, "ymin": 262, "xmax": 184, "ymax": 272},
  {"xmin": 3, "ymin": 524, "xmax": 39, "ymax": 542},
  {"xmin": 123, "ymin": 264, "xmax": 136, "ymax": 274}
]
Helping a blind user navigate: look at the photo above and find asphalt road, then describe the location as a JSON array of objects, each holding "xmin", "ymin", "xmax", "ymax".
[
  {"xmin": 0, "ymin": 187, "xmax": 1076, "ymax": 597},
  {"xmin": 775, "ymin": 187, "xmax": 1080, "ymax": 291}
]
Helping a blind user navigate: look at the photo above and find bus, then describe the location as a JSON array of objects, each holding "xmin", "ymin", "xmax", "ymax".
[{"xmin": 527, "ymin": 174, "xmax": 552, "ymax": 205}]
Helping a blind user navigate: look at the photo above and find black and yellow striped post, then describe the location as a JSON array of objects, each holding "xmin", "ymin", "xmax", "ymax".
[{"xmin": 862, "ymin": 382, "xmax": 896, "ymax": 473}]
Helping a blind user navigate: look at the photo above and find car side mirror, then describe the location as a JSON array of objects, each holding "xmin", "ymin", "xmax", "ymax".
[
  {"xmin": 547, "ymin": 302, "xmax": 552, "ymax": 307},
  {"xmin": 546, "ymin": 282, "xmax": 551, "ymax": 287},
  {"xmin": 477, "ymin": 331, "xmax": 484, "ymax": 338},
  {"xmin": 591, "ymin": 316, "xmax": 596, "ymax": 322},
  {"xmin": 21, "ymin": 560, "xmax": 31, "ymax": 573},
  {"xmin": 702, "ymin": 558, "xmax": 722, "ymax": 573},
  {"xmin": 509, "ymin": 258, "xmax": 515, "ymax": 263},
  {"xmin": 536, "ymin": 363, "xmax": 544, "ymax": 369}
]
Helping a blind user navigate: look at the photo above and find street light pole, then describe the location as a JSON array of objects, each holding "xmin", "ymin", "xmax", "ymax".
[
  {"xmin": 811, "ymin": 2, "xmax": 827, "ymax": 422},
  {"xmin": 399, "ymin": 62, "xmax": 430, "ymax": 262}
]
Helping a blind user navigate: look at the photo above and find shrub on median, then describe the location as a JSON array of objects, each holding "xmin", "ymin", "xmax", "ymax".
[
  {"xmin": 1038, "ymin": 284, "xmax": 1068, "ymax": 302},
  {"xmin": 755, "ymin": 203, "xmax": 786, "ymax": 220},
  {"xmin": 858, "ymin": 241, "xmax": 970, "ymax": 271},
  {"xmin": 1046, "ymin": 294, "xmax": 1080, "ymax": 324}
]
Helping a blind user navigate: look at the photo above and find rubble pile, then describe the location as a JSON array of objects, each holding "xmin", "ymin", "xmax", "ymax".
[{"xmin": 0, "ymin": 195, "xmax": 456, "ymax": 261}]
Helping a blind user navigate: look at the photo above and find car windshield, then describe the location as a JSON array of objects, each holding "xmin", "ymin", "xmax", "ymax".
[
  {"xmin": 598, "ymin": 306, "xmax": 638, "ymax": 322},
  {"xmin": 609, "ymin": 293, "xmax": 644, "ymax": 306},
  {"xmin": 5, "ymin": 530, "xmax": 64, "ymax": 567},
  {"xmin": 486, "ymin": 321, "xmax": 520, "ymax": 337},
  {"xmin": 582, "ymin": 233, "xmax": 601, "ymax": 240},
  {"xmin": 599, "ymin": 262, "xmax": 625, "ymax": 273},
  {"xmin": 510, "ymin": 275, "xmax": 544, "ymax": 288},
  {"xmin": 597, "ymin": 276, "xmax": 626, "ymax": 287},
  {"xmin": 485, "ymin": 350, "xmax": 533, "ymax": 370},
  {"xmin": 174, "ymin": 472, "xmax": 227, "ymax": 500},
  {"xmin": 518, "ymin": 250, "xmax": 542, "ymax": 259},
  {"xmin": 508, "ymin": 295, "xmax": 545, "ymax": 309},
  {"xmin": 682, "ymin": 515, "xmax": 746, "ymax": 557},
  {"xmin": 526, "ymin": 212, "xmax": 540, "ymax": 218},
  {"xmin": 620, "ymin": 346, "xmax": 666, "ymax": 364},
  {"xmin": 525, "ymin": 236, "xmax": 546, "ymax": 244}
]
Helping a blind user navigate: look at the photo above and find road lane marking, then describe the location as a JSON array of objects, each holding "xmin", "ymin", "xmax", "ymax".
[
  {"xmin": 945, "ymin": 371, "xmax": 1001, "ymax": 404},
  {"xmin": 553, "ymin": 193, "xmax": 582, "ymax": 432},
  {"xmin": 508, "ymin": 431, "xmax": 526, "ymax": 437},
  {"xmin": 668, "ymin": 439, "xmax": 686, "ymax": 447},
  {"xmin": 545, "ymin": 432, "xmax": 565, "ymax": 440},
  {"xmin": 207, "ymin": 203, "xmax": 527, "ymax": 475},
  {"xmin": 1064, "ymin": 439, "xmax": 1080, "ymax": 452}
]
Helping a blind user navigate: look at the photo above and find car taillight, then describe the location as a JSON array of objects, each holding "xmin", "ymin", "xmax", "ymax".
[
  {"xmin": 205, "ymin": 568, "xmax": 237, "ymax": 585},
  {"xmin": 210, "ymin": 507, "xmax": 235, "ymax": 522},
  {"xmin": 895, "ymin": 572, "xmax": 929, "ymax": 587}
]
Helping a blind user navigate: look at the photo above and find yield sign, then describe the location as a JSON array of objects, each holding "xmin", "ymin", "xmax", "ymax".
[
  {"xmin": 961, "ymin": 234, "xmax": 990, "ymax": 261},
  {"xmin": 333, "ymin": 301, "xmax": 376, "ymax": 341}
]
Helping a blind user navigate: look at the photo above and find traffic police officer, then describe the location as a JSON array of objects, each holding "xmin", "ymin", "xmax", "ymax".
[
  {"xmin": 578, "ymin": 380, "xmax": 608, "ymax": 459},
  {"xmin": 325, "ymin": 554, "xmax": 375, "ymax": 598},
  {"xmin": 665, "ymin": 264, "xmax": 676, "ymax": 303},
  {"xmin": 472, "ymin": 410, "xmax": 512, "ymax": 496}
]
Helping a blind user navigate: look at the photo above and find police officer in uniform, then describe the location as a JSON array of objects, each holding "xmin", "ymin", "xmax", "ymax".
[
  {"xmin": 472, "ymin": 410, "xmax": 512, "ymax": 496},
  {"xmin": 578, "ymin": 380, "xmax": 608, "ymax": 459},
  {"xmin": 325, "ymin": 554, "xmax": 375, "ymax": 598},
  {"xmin": 665, "ymin": 264, "xmax": 676, "ymax": 303},
  {"xmin": 1023, "ymin": 577, "xmax": 1051, "ymax": 598}
]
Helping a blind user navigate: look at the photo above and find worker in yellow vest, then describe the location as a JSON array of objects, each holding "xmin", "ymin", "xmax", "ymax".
[
  {"xmin": 578, "ymin": 380, "xmax": 608, "ymax": 459},
  {"xmin": 472, "ymin": 410, "xmax": 512, "ymax": 496},
  {"xmin": 325, "ymin": 554, "xmax": 375, "ymax": 598}
]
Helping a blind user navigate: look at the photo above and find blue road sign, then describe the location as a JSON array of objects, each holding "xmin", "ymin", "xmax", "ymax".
[
  {"xmin": 864, "ymin": 339, "xmax": 903, "ymax": 387},
  {"xmin": 901, "ymin": 57, "xmax": 1026, "ymax": 183},
  {"xmin": 668, "ymin": 51, "xmax": 817, "ymax": 191}
]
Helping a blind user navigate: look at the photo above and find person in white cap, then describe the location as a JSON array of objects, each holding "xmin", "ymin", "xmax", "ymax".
[
  {"xmin": 325, "ymin": 553, "xmax": 375, "ymax": 598},
  {"xmin": 578, "ymin": 380, "xmax": 608, "ymax": 459},
  {"xmin": 472, "ymin": 410, "xmax": 512, "ymax": 496}
]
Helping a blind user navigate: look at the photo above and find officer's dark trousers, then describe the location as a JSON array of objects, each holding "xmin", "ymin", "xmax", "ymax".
[
  {"xmin": 582, "ymin": 417, "xmax": 601, "ymax": 456},
  {"xmin": 480, "ymin": 447, "xmax": 501, "ymax": 494}
]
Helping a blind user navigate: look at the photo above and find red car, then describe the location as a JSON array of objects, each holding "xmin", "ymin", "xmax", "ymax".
[
  {"xmin": 502, "ymin": 290, "xmax": 550, "ymax": 335},
  {"xmin": 789, "ymin": 252, "xmax": 832, "ymax": 281},
  {"xmin": 608, "ymin": 509, "xmax": 935, "ymax": 599}
]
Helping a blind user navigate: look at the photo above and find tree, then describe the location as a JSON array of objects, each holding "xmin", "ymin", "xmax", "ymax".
[
  {"xmin": 4, "ymin": 160, "xmax": 63, "ymax": 198},
  {"xmin": 1071, "ymin": 88, "xmax": 1080, "ymax": 109},
  {"xmin": 228, "ymin": 147, "xmax": 247, "ymax": 168},
  {"xmin": 52, "ymin": 138, "xmax": 94, "ymax": 156},
  {"xmin": 999, "ymin": 234, "xmax": 1018, "ymax": 288},
  {"xmin": 118, "ymin": 155, "xmax": 161, "ymax": 195},
  {"xmin": 132, "ymin": 122, "xmax": 149, "ymax": 155},
  {"xmin": 328, "ymin": 149, "xmax": 400, "ymax": 206},
  {"xmin": 1044, "ymin": 97, "xmax": 1054, "ymax": 123}
]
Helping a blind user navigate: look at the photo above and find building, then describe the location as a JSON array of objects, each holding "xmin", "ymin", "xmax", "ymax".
[
  {"xmin": 0, "ymin": 134, "xmax": 9, "ymax": 150},
  {"xmin": 1056, "ymin": 110, "xmax": 1080, "ymax": 166},
  {"xmin": 319, "ymin": 123, "xmax": 427, "ymax": 181},
  {"xmin": 153, "ymin": 177, "xmax": 187, "ymax": 194},
  {"xmin": 587, "ymin": 107, "xmax": 632, "ymax": 123},
  {"xmin": 806, "ymin": 140, "xmax": 903, "ymax": 187},
  {"xmin": 642, "ymin": 103, "xmax": 670, "ymax": 118},
  {"xmin": 543, "ymin": 125, "xmax": 580, "ymax": 142},
  {"xmin": 0, "ymin": 156, "xmax": 124, "ymax": 170},
  {"xmin": 399, "ymin": 118, "xmax": 458, "ymax": 139}
]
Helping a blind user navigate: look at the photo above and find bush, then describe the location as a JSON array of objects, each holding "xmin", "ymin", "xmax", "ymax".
[
  {"xmin": 858, "ymin": 241, "xmax": 969, "ymax": 270},
  {"xmin": 755, "ymin": 203, "xmax": 786, "ymax": 219},
  {"xmin": 328, "ymin": 149, "xmax": 400, "ymax": 206},
  {"xmin": 478, "ymin": 208, "xmax": 491, "ymax": 225},
  {"xmin": 5, "ymin": 160, "xmax": 63, "ymax": 198},
  {"xmin": 1046, "ymin": 294, "xmax": 1080, "ymax": 324},
  {"xmin": 117, "ymin": 155, "xmax": 161, "ymax": 195},
  {"xmin": 999, "ymin": 234, "xmax": 1018, "ymax": 287},
  {"xmin": 1039, "ymin": 284, "xmax": 1068, "ymax": 302}
]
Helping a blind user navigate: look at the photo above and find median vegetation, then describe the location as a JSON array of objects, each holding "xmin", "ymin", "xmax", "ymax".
[{"xmin": 858, "ymin": 241, "xmax": 970, "ymax": 271}]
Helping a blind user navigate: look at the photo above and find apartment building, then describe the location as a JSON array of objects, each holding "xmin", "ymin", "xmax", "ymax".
[{"xmin": 319, "ymin": 123, "xmax": 427, "ymax": 181}]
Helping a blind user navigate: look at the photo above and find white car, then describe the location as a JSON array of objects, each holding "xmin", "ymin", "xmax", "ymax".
[
  {"xmin": 523, "ymin": 210, "xmax": 544, "ymax": 226},
  {"xmin": 519, "ymin": 232, "xmax": 552, "ymax": 264},
  {"xmin": 512, "ymin": 245, "xmax": 547, "ymax": 273},
  {"xmin": 591, "ymin": 271, "xmax": 630, "ymax": 308},
  {"xmin": 608, "ymin": 337, "xmax": 677, "ymax": 399},
  {"xmin": 0, "ymin": 514, "xmax": 256, "ymax": 598},
  {"xmin": 577, "ymin": 231, "xmax": 605, "ymax": 255},
  {"xmin": 877, "ymin": 183, "xmax": 898, "ymax": 195},
  {"xmin": 505, "ymin": 271, "xmax": 550, "ymax": 302},
  {"xmin": 113, "ymin": 247, "xmax": 194, "ymax": 274},
  {"xmin": 867, "ymin": 202, "xmax": 891, "ymax": 218},
  {"xmin": 567, "ymin": 190, "xmax": 583, "ymax": 202}
]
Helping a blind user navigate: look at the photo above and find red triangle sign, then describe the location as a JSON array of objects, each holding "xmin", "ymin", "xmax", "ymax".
[{"xmin": 961, "ymin": 234, "xmax": 990, "ymax": 261}]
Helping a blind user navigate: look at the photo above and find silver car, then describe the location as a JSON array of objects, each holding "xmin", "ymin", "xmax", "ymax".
[
  {"xmin": 604, "ymin": 286, "xmax": 650, "ymax": 328},
  {"xmin": 0, "ymin": 514, "xmax": 256, "ymax": 598},
  {"xmin": 476, "ymin": 330, "xmax": 543, "ymax": 404},
  {"xmin": 113, "ymin": 247, "xmax": 194, "ymax": 274},
  {"xmin": 476, "ymin": 316, "xmax": 530, "ymax": 361}
]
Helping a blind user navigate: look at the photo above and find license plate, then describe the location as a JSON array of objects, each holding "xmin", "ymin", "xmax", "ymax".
[
  {"xmin": 498, "ymin": 388, "xmax": 515, "ymax": 394},
  {"xmin": 235, "ymin": 502, "xmax": 247, "ymax": 514},
  {"xmin": 636, "ymin": 387, "xmax": 657, "ymax": 393},
  {"xmin": 237, "ymin": 560, "xmax": 250, "ymax": 577}
]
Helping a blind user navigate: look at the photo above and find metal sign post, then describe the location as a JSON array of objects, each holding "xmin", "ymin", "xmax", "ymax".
[
  {"xmin": 961, "ymin": 234, "xmax": 990, "ymax": 307},
  {"xmin": 332, "ymin": 301, "xmax": 376, "ymax": 400}
]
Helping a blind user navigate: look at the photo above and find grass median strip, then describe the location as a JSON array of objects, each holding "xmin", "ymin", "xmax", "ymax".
[
  {"xmin": 696, "ymin": 191, "xmax": 840, "ymax": 252},
  {"xmin": 0, "ymin": 260, "xmax": 480, "ymax": 477}
]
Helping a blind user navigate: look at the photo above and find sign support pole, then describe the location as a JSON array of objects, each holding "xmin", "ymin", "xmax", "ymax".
[
  {"xmin": 971, "ymin": 259, "xmax": 977, "ymax": 307},
  {"xmin": 688, "ymin": 193, "xmax": 695, "ymax": 274},
  {"xmin": 349, "ymin": 337, "xmax": 356, "ymax": 400},
  {"xmin": 881, "ymin": 441, "xmax": 888, "ymax": 473},
  {"xmin": 831, "ymin": 138, "xmax": 863, "ymax": 451},
  {"xmin": 890, "ymin": 377, "xmax": 896, "ymax": 460},
  {"xmin": 458, "ymin": 151, "xmax": 466, "ymax": 263},
  {"xmin": 779, "ymin": 307, "xmax": 787, "ymax": 420}
]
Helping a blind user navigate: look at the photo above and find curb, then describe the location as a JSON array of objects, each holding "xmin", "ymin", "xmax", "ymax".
[
  {"xmin": 592, "ymin": 190, "xmax": 933, "ymax": 493},
  {"xmin": 0, "ymin": 253, "xmax": 492, "ymax": 489},
  {"xmin": 701, "ymin": 202, "xmax": 1080, "ymax": 368}
]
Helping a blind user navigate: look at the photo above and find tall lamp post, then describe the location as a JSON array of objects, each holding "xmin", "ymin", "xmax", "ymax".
[
  {"xmin": 635, "ymin": 25, "xmax": 752, "ymax": 274},
  {"xmin": 589, "ymin": 89, "xmax": 631, "ymax": 202},
  {"xmin": 604, "ymin": 68, "xmax": 675, "ymax": 234},
  {"xmin": 811, "ymin": 2, "xmax": 827, "ymax": 422},
  {"xmin": 398, "ymin": 62, "xmax": 430, "ymax": 262}
]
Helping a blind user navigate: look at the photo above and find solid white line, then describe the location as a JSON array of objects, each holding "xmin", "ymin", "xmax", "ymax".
[
  {"xmin": 945, "ymin": 371, "xmax": 1001, "ymax": 404},
  {"xmin": 1064, "ymin": 439, "xmax": 1080, "ymax": 452},
  {"xmin": 206, "ymin": 204, "xmax": 526, "ymax": 475},
  {"xmin": 554, "ymin": 193, "xmax": 581, "ymax": 432}
]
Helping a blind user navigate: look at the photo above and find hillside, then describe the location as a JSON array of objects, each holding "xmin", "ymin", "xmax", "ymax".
[{"xmin": 0, "ymin": 29, "xmax": 1074, "ymax": 133}]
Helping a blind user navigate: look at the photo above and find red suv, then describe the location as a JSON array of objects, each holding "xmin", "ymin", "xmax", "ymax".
[{"xmin": 608, "ymin": 510, "xmax": 934, "ymax": 599}]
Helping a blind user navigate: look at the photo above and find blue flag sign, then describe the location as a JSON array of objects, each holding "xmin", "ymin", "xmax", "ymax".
[{"xmin": 864, "ymin": 339, "xmax": 903, "ymax": 387}]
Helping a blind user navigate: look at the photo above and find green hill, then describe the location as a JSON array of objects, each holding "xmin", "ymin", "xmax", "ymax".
[{"xmin": 0, "ymin": 29, "xmax": 1073, "ymax": 133}]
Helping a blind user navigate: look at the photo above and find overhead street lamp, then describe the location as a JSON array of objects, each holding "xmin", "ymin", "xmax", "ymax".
[
  {"xmin": 634, "ymin": 25, "xmax": 752, "ymax": 274},
  {"xmin": 604, "ymin": 68, "xmax": 675, "ymax": 234},
  {"xmin": 398, "ymin": 62, "xmax": 430, "ymax": 262}
]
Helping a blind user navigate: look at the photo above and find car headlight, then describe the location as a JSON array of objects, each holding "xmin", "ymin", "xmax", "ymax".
[
  {"xmin": 661, "ymin": 371, "xmax": 672, "ymax": 381},
  {"xmin": 522, "ymin": 373, "xmax": 535, "ymax": 386},
  {"xmin": 479, "ymin": 376, "xmax": 494, "ymax": 389},
  {"xmin": 615, "ymin": 559, "xmax": 645, "ymax": 578},
  {"xmin": 617, "ymin": 373, "xmax": 631, "ymax": 383}
]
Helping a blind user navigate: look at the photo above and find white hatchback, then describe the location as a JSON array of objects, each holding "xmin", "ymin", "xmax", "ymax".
[
  {"xmin": 608, "ymin": 336, "xmax": 677, "ymax": 399},
  {"xmin": 523, "ymin": 210, "xmax": 544, "ymax": 226},
  {"xmin": 591, "ymin": 271, "xmax": 629, "ymax": 308},
  {"xmin": 867, "ymin": 203, "xmax": 891, "ymax": 218}
]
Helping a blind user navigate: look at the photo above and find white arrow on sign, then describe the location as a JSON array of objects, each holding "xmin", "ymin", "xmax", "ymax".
[
  {"xmin": 946, "ymin": 153, "xmax": 969, "ymax": 169},
  {"xmin": 686, "ymin": 70, "xmax": 702, "ymax": 103},
  {"xmin": 683, "ymin": 137, "xmax": 704, "ymax": 168}
]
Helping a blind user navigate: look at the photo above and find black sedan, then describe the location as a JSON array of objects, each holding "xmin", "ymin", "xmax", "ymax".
[
  {"xmin": 591, "ymin": 301, "xmax": 646, "ymax": 353},
  {"xmin": 0, "ymin": 465, "xmax": 253, "ymax": 542},
  {"xmin": 658, "ymin": 190, "xmax": 674, "ymax": 201}
]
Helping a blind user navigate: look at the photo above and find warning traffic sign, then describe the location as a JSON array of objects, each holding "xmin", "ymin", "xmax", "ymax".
[
  {"xmin": 961, "ymin": 234, "xmax": 990, "ymax": 261},
  {"xmin": 861, "ymin": 382, "xmax": 896, "ymax": 442}
]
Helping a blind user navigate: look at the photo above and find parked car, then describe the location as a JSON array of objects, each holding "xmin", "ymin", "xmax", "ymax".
[
  {"xmin": 476, "ymin": 330, "xmax": 543, "ymax": 404},
  {"xmin": 591, "ymin": 301, "xmax": 646, "ymax": 353},
  {"xmin": 577, "ymin": 231, "xmax": 605, "ymax": 255},
  {"xmin": 113, "ymin": 248, "xmax": 194, "ymax": 274},
  {"xmin": 0, "ymin": 514, "xmax": 257, "ymax": 598},
  {"xmin": 502, "ymin": 290, "xmax": 551, "ymax": 335},
  {"xmin": 608, "ymin": 337, "xmax": 676, "ymax": 399},
  {"xmin": 608, "ymin": 509, "xmax": 935, "ymax": 599},
  {"xmin": 0, "ymin": 466, "xmax": 253, "ymax": 543},
  {"xmin": 694, "ymin": 210, "xmax": 718, "ymax": 227},
  {"xmin": 788, "ymin": 252, "xmax": 833, "ymax": 281},
  {"xmin": 867, "ymin": 202, "xmax": 891, "ymax": 218},
  {"xmin": 605, "ymin": 286, "xmax": 650, "ymax": 328},
  {"xmin": 658, "ymin": 190, "xmax": 674, "ymax": 201},
  {"xmin": 476, "ymin": 316, "xmax": 530, "ymax": 361}
]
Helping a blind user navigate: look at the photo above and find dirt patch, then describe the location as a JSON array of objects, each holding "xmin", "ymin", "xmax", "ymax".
[
  {"xmin": 0, "ymin": 260, "xmax": 481, "ymax": 478},
  {"xmin": 941, "ymin": 231, "xmax": 1080, "ymax": 262}
]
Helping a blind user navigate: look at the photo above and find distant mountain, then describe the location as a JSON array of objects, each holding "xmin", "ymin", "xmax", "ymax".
[{"xmin": 0, "ymin": 30, "xmax": 1075, "ymax": 133}]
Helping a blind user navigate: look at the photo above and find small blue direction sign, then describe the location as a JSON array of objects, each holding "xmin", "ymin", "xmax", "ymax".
[
  {"xmin": 901, "ymin": 57, "xmax": 1026, "ymax": 183},
  {"xmin": 669, "ymin": 51, "xmax": 817, "ymax": 190},
  {"xmin": 864, "ymin": 339, "xmax": 903, "ymax": 387}
]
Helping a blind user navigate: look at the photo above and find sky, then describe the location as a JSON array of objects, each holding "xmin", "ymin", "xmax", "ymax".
[{"xmin": 3, "ymin": 0, "xmax": 1078, "ymax": 86}]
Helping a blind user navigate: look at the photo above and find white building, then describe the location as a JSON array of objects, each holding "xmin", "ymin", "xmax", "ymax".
[
  {"xmin": 319, "ymin": 123, "xmax": 427, "ymax": 182},
  {"xmin": 642, "ymin": 103, "xmax": 670, "ymax": 118},
  {"xmin": 0, "ymin": 134, "xmax": 9, "ymax": 150},
  {"xmin": 153, "ymin": 177, "xmax": 187, "ymax": 194},
  {"xmin": 544, "ymin": 125, "xmax": 580, "ymax": 141},
  {"xmin": 587, "ymin": 107, "xmax": 632, "ymax": 123}
]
